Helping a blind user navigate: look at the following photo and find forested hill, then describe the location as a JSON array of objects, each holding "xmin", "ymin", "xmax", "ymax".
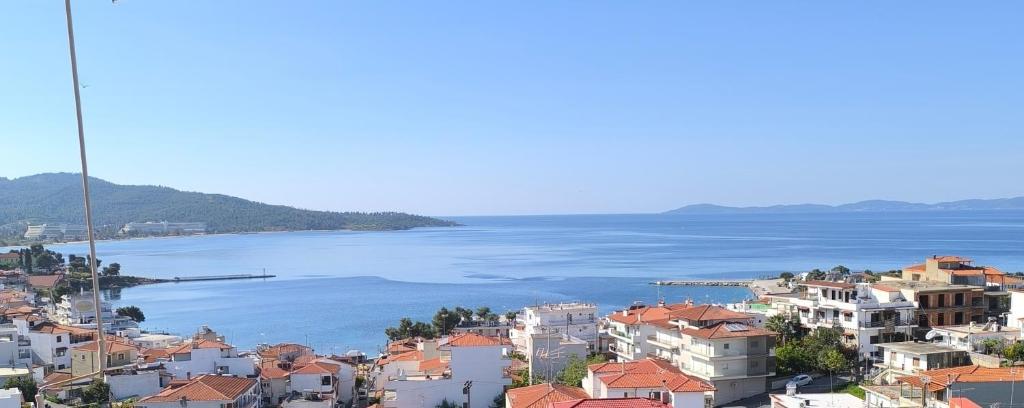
[{"xmin": 0, "ymin": 173, "xmax": 458, "ymax": 233}]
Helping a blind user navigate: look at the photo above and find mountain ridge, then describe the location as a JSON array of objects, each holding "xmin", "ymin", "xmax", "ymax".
[
  {"xmin": 0, "ymin": 173, "xmax": 458, "ymax": 234},
  {"xmin": 666, "ymin": 197, "xmax": 1024, "ymax": 214}
]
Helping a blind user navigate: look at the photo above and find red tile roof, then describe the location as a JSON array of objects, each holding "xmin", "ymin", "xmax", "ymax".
[
  {"xmin": 259, "ymin": 362, "xmax": 290, "ymax": 380},
  {"xmin": 598, "ymin": 372, "xmax": 715, "ymax": 392},
  {"xmin": 27, "ymin": 275, "xmax": 63, "ymax": 288},
  {"xmin": 588, "ymin": 358, "xmax": 680, "ymax": 375},
  {"xmin": 505, "ymin": 384, "xmax": 590, "ymax": 408},
  {"xmin": 258, "ymin": 343, "xmax": 312, "ymax": 359},
  {"xmin": 897, "ymin": 365, "xmax": 1024, "ymax": 392},
  {"xmin": 292, "ymin": 361, "xmax": 341, "ymax": 375},
  {"xmin": 139, "ymin": 375, "xmax": 257, "ymax": 403},
  {"xmin": 168, "ymin": 339, "xmax": 234, "ymax": 355},
  {"xmin": 446, "ymin": 332, "xmax": 510, "ymax": 347},
  {"xmin": 950, "ymin": 397, "xmax": 982, "ymax": 408},
  {"xmin": 681, "ymin": 321, "xmax": 776, "ymax": 339},
  {"xmin": 550, "ymin": 398, "xmax": 672, "ymax": 408},
  {"xmin": 903, "ymin": 264, "xmax": 926, "ymax": 272},
  {"xmin": 418, "ymin": 357, "xmax": 448, "ymax": 375},
  {"xmin": 668, "ymin": 305, "xmax": 751, "ymax": 322},
  {"xmin": 608, "ymin": 304, "xmax": 691, "ymax": 325},
  {"xmin": 73, "ymin": 338, "xmax": 137, "ymax": 354},
  {"xmin": 31, "ymin": 322, "xmax": 96, "ymax": 336},
  {"xmin": 933, "ymin": 256, "xmax": 972, "ymax": 263}
]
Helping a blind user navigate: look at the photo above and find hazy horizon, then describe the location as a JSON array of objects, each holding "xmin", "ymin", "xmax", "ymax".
[{"xmin": 3, "ymin": 2, "xmax": 1022, "ymax": 216}]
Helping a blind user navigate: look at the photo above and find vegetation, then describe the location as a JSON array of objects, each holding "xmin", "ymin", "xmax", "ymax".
[
  {"xmin": 385, "ymin": 305, "xmax": 505, "ymax": 340},
  {"xmin": 116, "ymin": 305, "xmax": 146, "ymax": 322},
  {"xmin": 773, "ymin": 316, "xmax": 857, "ymax": 376},
  {"xmin": 4, "ymin": 377, "xmax": 37, "ymax": 399},
  {"xmin": 765, "ymin": 314, "xmax": 799, "ymax": 344},
  {"xmin": 81, "ymin": 379, "xmax": 110, "ymax": 405},
  {"xmin": 0, "ymin": 173, "xmax": 458, "ymax": 238},
  {"xmin": 435, "ymin": 399, "xmax": 460, "ymax": 408},
  {"xmin": 982, "ymin": 338, "xmax": 1007, "ymax": 355},
  {"xmin": 1004, "ymin": 341, "xmax": 1024, "ymax": 363},
  {"xmin": 555, "ymin": 354, "xmax": 607, "ymax": 386},
  {"xmin": 385, "ymin": 317, "xmax": 436, "ymax": 340},
  {"xmin": 838, "ymin": 383, "xmax": 866, "ymax": 399}
]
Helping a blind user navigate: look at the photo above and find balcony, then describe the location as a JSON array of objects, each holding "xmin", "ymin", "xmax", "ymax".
[
  {"xmin": 609, "ymin": 330, "xmax": 637, "ymax": 343},
  {"xmin": 646, "ymin": 335, "xmax": 676, "ymax": 349}
]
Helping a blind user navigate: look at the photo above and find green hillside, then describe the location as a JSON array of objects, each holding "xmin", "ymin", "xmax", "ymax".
[{"xmin": 0, "ymin": 173, "xmax": 458, "ymax": 235}]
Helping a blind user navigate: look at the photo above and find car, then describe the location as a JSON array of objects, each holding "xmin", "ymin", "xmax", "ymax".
[{"xmin": 789, "ymin": 374, "xmax": 812, "ymax": 386}]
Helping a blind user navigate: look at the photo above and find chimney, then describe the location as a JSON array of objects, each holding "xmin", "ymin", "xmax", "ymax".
[{"xmin": 621, "ymin": 309, "xmax": 628, "ymax": 317}]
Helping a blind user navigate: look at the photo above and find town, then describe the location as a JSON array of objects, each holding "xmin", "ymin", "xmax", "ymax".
[{"xmin": 2, "ymin": 251, "xmax": 1024, "ymax": 408}]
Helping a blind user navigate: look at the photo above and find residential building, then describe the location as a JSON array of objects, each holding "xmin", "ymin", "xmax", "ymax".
[
  {"xmin": 70, "ymin": 337, "xmax": 139, "ymax": 377},
  {"xmin": 513, "ymin": 303, "xmax": 599, "ymax": 352},
  {"xmin": 871, "ymin": 341, "xmax": 969, "ymax": 383},
  {"xmin": 24, "ymin": 224, "xmax": 86, "ymax": 241},
  {"xmin": 452, "ymin": 319, "xmax": 514, "ymax": 338},
  {"xmin": 378, "ymin": 333, "xmax": 512, "ymax": 408},
  {"xmin": 1005, "ymin": 289, "xmax": 1024, "ymax": 329},
  {"xmin": 0, "ymin": 326, "xmax": 32, "ymax": 369},
  {"xmin": 583, "ymin": 359, "xmax": 715, "ymax": 408},
  {"xmin": 895, "ymin": 365, "xmax": 1024, "ymax": 408},
  {"xmin": 258, "ymin": 360, "xmax": 291, "ymax": 407},
  {"xmin": 504, "ymin": 383, "xmax": 589, "ymax": 408},
  {"xmin": 525, "ymin": 333, "xmax": 588, "ymax": 381},
  {"xmin": 52, "ymin": 291, "xmax": 139, "ymax": 332},
  {"xmin": 0, "ymin": 388, "xmax": 22, "ymax": 408},
  {"xmin": 288, "ymin": 358, "xmax": 357, "ymax": 406},
  {"xmin": 120, "ymin": 222, "xmax": 207, "ymax": 235},
  {"xmin": 902, "ymin": 256, "xmax": 1010, "ymax": 321},
  {"xmin": 160, "ymin": 338, "xmax": 256, "ymax": 379},
  {"xmin": 883, "ymin": 280, "xmax": 986, "ymax": 336},
  {"xmin": 21, "ymin": 321, "xmax": 95, "ymax": 371},
  {"xmin": 769, "ymin": 392, "xmax": 863, "ymax": 408},
  {"xmin": 551, "ymin": 398, "xmax": 672, "ymax": 408},
  {"xmin": 928, "ymin": 322, "xmax": 1019, "ymax": 352},
  {"xmin": 136, "ymin": 374, "xmax": 260, "ymax": 408},
  {"xmin": 791, "ymin": 281, "xmax": 916, "ymax": 356},
  {"xmin": 606, "ymin": 301, "xmax": 691, "ymax": 362}
]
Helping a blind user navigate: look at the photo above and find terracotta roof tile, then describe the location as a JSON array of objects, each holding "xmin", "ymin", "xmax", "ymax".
[
  {"xmin": 139, "ymin": 375, "xmax": 256, "ymax": 403},
  {"xmin": 896, "ymin": 365, "xmax": 1024, "ymax": 392},
  {"xmin": 168, "ymin": 339, "xmax": 234, "ymax": 355},
  {"xmin": 588, "ymin": 359, "xmax": 680, "ymax": 375},
  {"xmin": 681, "ymin": 321, "xmax": 775, "ymax": 339},
  {"xmin": 505, "ymin": 383, "xmax": 589, "ymax": 408},
  {"xmin": 292, "ymin": 361, "xmax": 341, "ymax": 375},
  {"xmin": 446, "ymin": 333, "xmax": 510, "ymax": 347},
  {"xmin": 599, "ymin": 372, "xmax": 715, "ymax": 392},
  {"xmin": 550, "ymin": 398, "xmax": 673, "ymax": 408},
  {"xmin": 903, "ymin": 264, "xmax": 926, "ymax": 272},
  {"xmin": 950, "ymin": 397, "xmax": 982, "ymax": 408},
  {"xmin": 668, "ymin": 305, "xmax": 751, "ymax": 322}
]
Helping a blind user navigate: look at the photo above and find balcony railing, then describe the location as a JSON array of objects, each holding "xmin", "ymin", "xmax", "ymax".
[{"xmin": 859, "ymin": 319, "xmax": 916, "ymax": 328}]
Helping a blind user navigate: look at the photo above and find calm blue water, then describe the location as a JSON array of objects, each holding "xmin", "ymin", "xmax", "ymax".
[{"xmin": 34, "ymin": 211, "xmax": 1024, "ymax": 354}]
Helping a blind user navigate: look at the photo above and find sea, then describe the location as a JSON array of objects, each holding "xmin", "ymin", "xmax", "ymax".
[{"xmin": 30, "ymin": 211, "xmax": 1024, "ymax": 355}]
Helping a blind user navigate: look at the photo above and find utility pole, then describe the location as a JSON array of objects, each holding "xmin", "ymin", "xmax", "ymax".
[{"xmin": 462, "ymin": 380, "xmax": 472, "ymax": 408}]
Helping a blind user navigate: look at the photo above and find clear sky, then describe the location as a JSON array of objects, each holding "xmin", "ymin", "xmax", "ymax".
[{"xmin": 2, "ymin": 2, "xmax": 1022, "ymax": 216}]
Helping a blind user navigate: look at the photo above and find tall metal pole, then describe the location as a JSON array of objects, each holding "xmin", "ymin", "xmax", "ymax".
[{"xmin": 64, "ymin": 0, "xmax": 107, "ymax": 374}]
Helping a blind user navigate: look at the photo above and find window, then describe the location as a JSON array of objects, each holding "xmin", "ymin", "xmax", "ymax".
[
  {"xmin": 869, "ymin": 336, "xmax": 879, "ymax": 344},
  {"xmin": 750, "ymin": 340, "xmax": 759, "ymax": 348},
  {"xmin": 919, "ymin": 314, "xmax": 928, "ymax": 327},
  {"xmin": 751, "ymin": 360, "xmax": 759, "ymax": 368},
  {"xmin": 321, "ymin": 376, "xmax": 331, "ymax": 386},
  {"xmin": 57, "ymin": 335, "xmax": 62, "ymax": 342},
  {"xmin": 937, "ymin": 313, "xmax": 945, "ymax": 326},
  {"xmin": 954, "ymin": 293, "xmax": 964, "ymax": 306},
  {"xmin": 913, "ymin": 357, "xmax": 921, "ymax": 368},
  {"xmin": 844, "ymin": 313, "xmax": 852, "ymax": 322},
  {"xmin": 954, "ymin": 312, "xmax": 964, "ymax": 325},
  {"xmin": 833, "ymin": 310, "xmax": 839, "ymax": 319},
  {"xmin": 723, "ymin": 343, "xmax": 730, "ymax": 350},
  {"xmin": 705, "ymin": 396, "xmax": 714, "ymax": 408},
  {"xmin": 919, "ymin": 295, "xmax": 930, "ymax": 308},
  {"xmin": 649, "ymin": 391, "xmax": 662, "ymax": 400},
  {"xmin": 938, "ymin": 294, "xmax": 946, "ymax": 307}
]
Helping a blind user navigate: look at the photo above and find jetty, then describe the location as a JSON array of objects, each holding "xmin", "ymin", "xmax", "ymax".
[
  {"xmin": 652, "ymin": 279, "xmax": 752, "ymax": 287},
  {"xmin": 170, "ymin": 274, "xmax": 276, "ymax": 282}
]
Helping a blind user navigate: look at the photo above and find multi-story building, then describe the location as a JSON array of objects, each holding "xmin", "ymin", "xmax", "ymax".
[
  {"xmin": 871, "ymin": 341, "xmax": 970, "ymax": 383},
  {"xmin": 0, "ymin": 326, "xmax": 32, "ymax": 369},
  {"xmin": 790, "ymin": 281, "xmax": 916, "ymax": 357},
  {"xmin": 19, "ymin": 321, "xmax": 95, "ymax": 371},
  {"xmin": 23, "ymin": 224, "xmax": 86, "ymax": 241},
  {"xmin": 52, "ymin": 292, "xmax": 138, "ymax": 333},
  {"xmin": 136, "ymin": 375, "xmax": 260, "ymax": 408},
  {"xmin": 377, "ymin": 333, "xmax": 512, "ymax": 408},
  {"xmin": 888, "ymin": 365, "xmax": 1024, "ymax": 408},
  {"xmin": 927, "ymin": 322, "xmax": 1019, "ymax": 352},
  {"xmin": 902, "ymin": 256, "xmax": 1010, "ymax": 321},
  {"xmin": 583, "ymin": 359, "xmax": 716, "ymax": 408},
  {"xmin": 525, "ymin": 333, "xmax": 588, "ymax": 381},
  {"xmin": 70, "ymin": 337, "xmax": 139, "ymax": 377},
  {"xmin": 160, "ymin": 338, "xmax": 256, "ymax": 379},
  {"xmin": 119, "ymin": 222, "xmax": 207, "ymax": 235},
  {"xmin": 882, "ymin": 280, "xmax": 986, "ymax": 336},
  {"xmin": 513, "ymin": 303, "xmax": 599, "ymax": 352},
  {"xmin": 606, "ymin": 301, "xmax": 691, "ymax": 362}
]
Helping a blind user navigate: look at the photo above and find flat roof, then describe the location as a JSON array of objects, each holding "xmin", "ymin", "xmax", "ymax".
[
  {"xmin": 770, "ymin": 393, "xmax": 862, "ymax": 408},
  {"xmin": 935, "ymin": 325, "xmax": 1019, "ymax": 335},
  {"xmin": 878, "ymin": 280, "xmax": 983, "ymax": 293},
  {"xmin": 876, "ymin": 341, "xmax": 963, "ymax": 355}
]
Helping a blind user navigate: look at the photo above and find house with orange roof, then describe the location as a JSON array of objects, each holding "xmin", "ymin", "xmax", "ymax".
[
  {"xmin": 582, "ymin": 358, "xmax": 715, "ymax": 408},
  {"xmin": 378, "ymin": 333, "xmax": 511, "ymax": 408},
  {"xmin": 893, "ymin": 365, "xmax": 1024, "ymax": 408},
  {"xmin": 23, "ymin": 321, "xmax": 95, "ymax": 371},
  {"xmin": 288, "ymin": 358, "xmax": 357, "ymax": 406},
  {"xmin": 161, "ymin": 337, "xmax": 255, "ymax": 380},
  {"xmin": 136, "ymin": 374, "xmax": 259, "ymax": 408},
  {"xmin": 550, "ymin": 397, "xmax": 672, "ymax": 408},
  {"xmin": 258, "ymin": 360, "xmax": 291, "ymax": 406},
  {"xmin": 606, "ymin": 302, "xmax": 775, "ymax": 404},
  {"xmin": 70, "ymin": 336, "xmax": 139, "ymax": 377},
  {"xmin": 607, "ymin": 301, "xmax": 693, "ymax": 362},
  {"xmin": 505, "ymin": 383, "xmax": 589, "ymax": 408}
]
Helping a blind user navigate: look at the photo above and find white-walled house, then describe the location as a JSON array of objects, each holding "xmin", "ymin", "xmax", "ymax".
[
  {"xmin": 512, "ymin": 303, "xmax": 599, "ymax": 351},
  {"xmin": 583, "ymin": 359, "xmax": 715, "ymax": 408},
  {"xmin": 161, "ymin": 339, "xmax": 255, "ymax": 379},
  {"xmin": 288, "ymin": 359, "xmax": 356, "ymax": 405},
  {"xmin": 22, "ymin": 321, "xmax": 95, "ymax": 371},
  {"xmin": 792, "ymin": 281, "xmax": 916, "ymax": 357},
  {"xmin": 380, "ymin": 333, "xmax": 512, "ymax": 408},
  {"xmin": 136, "ymin": 375, "xmax": 260, "ymax": 408},
  {"xmin": 0, "ymin": 326, "xmax": 32, "ymax": 369}
]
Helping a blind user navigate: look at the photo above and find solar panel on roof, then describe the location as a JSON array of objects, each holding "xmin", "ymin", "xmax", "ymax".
[{"xmin": 724, "ymin": 323, "xmax": 748, "ymax": 332}]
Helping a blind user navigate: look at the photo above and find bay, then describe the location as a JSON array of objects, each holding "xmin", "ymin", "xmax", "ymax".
[{"xmin": 39, "ymin": 211, "xmax": 1024, "ymax": 354}]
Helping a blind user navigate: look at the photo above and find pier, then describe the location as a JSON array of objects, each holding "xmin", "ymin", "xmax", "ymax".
[
  {"xmin": 651, "ymin": 279, "xmax": 753, "ymax": 287},
  {"xmin": 170, "ymin": 274, "xmax": 276, "ymax": 282}
]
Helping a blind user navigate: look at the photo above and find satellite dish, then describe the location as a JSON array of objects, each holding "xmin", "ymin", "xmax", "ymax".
[
  {"xmin": 75, "ymin": 300, "xmax": 95, "ymax": 313},
  {"xmin": 925, "ymin": 330, "xmax": 940, "ymax": 341}
]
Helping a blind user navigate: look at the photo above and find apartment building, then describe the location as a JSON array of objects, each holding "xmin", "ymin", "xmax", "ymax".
[
  {"xmin": 23, "ymin": 224, "xmax": 86, "ymax": 241},
  {"xmin": 882, "ymin": 280, "xmax": 986, "ymax": 337},
  {"xmin": 512, "ymin": 303, "xmax": 599, "ymax": 351},
  {"xmin": 901, "ymin": 256, "xmax": 1010, "ymax": 321},
  {"xmin": 871, "ymin": 341, "xmax": 969, "ymax": 383},
  {"xmin": 136, "ymin": 375, "xmax": 260, "ymax": 408},
  {"xmin": 0, "ymin": 326, "xmax": 31, "ymax": 369},
  {"xmin": 583, "ymin": 359, "xmax": 715, "ymax": 408},
  {"xmin": 889, "ymin": 365, "xmax": 1024, "ymax": 408},
  {"xmin": 160, "ymin": 338, "xmax": 256, "ymax": 379},
  {"xmin": 790, "ymin": 281, "xmax": 917, "ymax": 356},
  {"xmin": 70, "ymin": 337, "xmax": 139, "ymax": 377},
  {"xmin": 377, "ymin": 333, "xmax": 512, "ymax": 408},
  {"xmin": 607, "ymin": 301, "xmax": 691, "ymax": 362},
  {"xmin": 21, "ymin": 321, "xmax": 94, "ymax": 371},
  {"xmin": 52, "ymin": 292, "xmax": 138, "ymax": 333},
  {"xmin": 119, "ymin": 222, "xmax": 207, "ymax": 235}
]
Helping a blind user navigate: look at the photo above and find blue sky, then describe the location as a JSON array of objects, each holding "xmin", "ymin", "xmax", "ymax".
[{"xmin": 2, "ymin": 2, "xmax": 1022, "ymax": 216}]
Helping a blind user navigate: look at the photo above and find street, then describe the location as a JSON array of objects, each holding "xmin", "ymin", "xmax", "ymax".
[{"xmin": 720, "ymin": 374, "xmax": 854, "ymax": 408}]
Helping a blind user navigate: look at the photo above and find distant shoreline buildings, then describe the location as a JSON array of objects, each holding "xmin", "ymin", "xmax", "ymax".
[{"xmin": 119, "ymin": 221, "xmax": 207, "ymax": 235}]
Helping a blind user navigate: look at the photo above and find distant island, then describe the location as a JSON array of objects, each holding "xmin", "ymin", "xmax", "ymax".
[
  {"xmin": 666, "ymin": 197, "xmax": 1024, "ymax": 214},
  {"xmin": 0, "ymin": 173, "xmax": 458, "ymax": 242}
]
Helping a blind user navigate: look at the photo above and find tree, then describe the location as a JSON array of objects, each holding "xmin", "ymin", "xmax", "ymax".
[
  {"xmin": 775, "ymin": 342, "xmax": 811, "ymax": 375},
  {"xmin": 831, "ymin": 265, "xmax": 851, "ymax": 275},
  {"xmin": 819, "ymin": 348, "xmax": 850, "ymax": 392},
  {"xmin": 81, "ymin": 379, "xmax": 110, "ymax": 404},
  {"xmin": 982, "ymin": 338, "xmax": 1006, "ymax": 356},
  {"xmin": 432, "ymin": 307, "xmax": 463, "ymax": 335},
  {"xmin": 779, "ymin": 272, "xmax": 794, "ymax": 281},
  {"xmin": 435, "ymin": 399, "xmax": 460, "ymax": 408},
  {"xmin": 765, "ymin": 314, "xmax": 797, "ymax": 344},
  {"xmin": 1004, "ymin": 342, "xmax": 1024, "ymax": 362},
  {"xmin": 555, "ymin": 354, "xmax": 607, "ymax": 386},
  {"xmin": 102, "ymin": 262, "xmax": 121, "ymax": 276},
  {"xmin": 807, "ymin": 269, "xmax": 825, "ymax": 280},
  {"xmin": 4, "ymin": 376, "xmax": 37, "ymax": 399},
  {"xmin": 454, "ymin": 307, "xmax": 474, "ymax": 323},
  {"xmin": 505, "ymin": 311, "xmax": 518, "ymax": 321},
  {"xmin": 116, "ymin": 306, "xmax": 146, "ymax": 322},
  {"xmin": 385, "ymin": 317, "xmax": 435, "ymax": 340},
  {"xmin": 476, "ymin": 307, "xmax": 492, "ymax": 320}
]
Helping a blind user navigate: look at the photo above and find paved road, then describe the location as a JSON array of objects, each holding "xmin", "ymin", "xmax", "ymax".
[{"xmin": 720, "ymin": 375, "xmax": 853, "ymax": 408}]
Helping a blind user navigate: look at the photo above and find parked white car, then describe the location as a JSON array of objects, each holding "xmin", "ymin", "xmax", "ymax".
[{"xmin": 788, "ymin": 374, "xmax": 812, "ymax": 387}]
